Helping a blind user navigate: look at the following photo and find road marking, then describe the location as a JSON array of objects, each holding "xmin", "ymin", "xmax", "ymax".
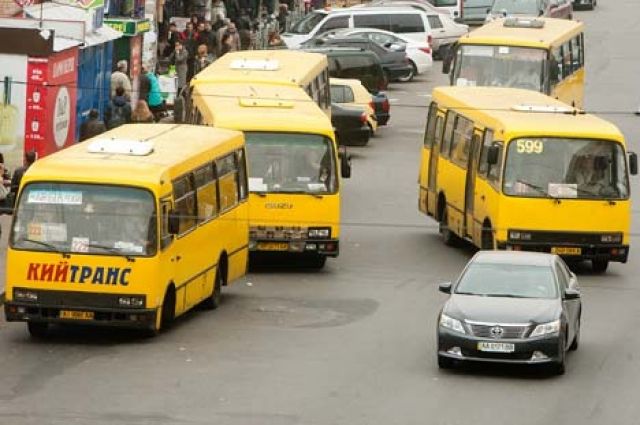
[
  {"xmin": 418, "ymin": 94, "xmax": 432, "ymax": 97},
  {"xmin": 388, "ymin": 98, "xmax": 400, "ymax": 102}
]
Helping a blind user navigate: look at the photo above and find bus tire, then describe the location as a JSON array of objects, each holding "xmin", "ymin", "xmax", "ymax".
[
  {"xmin": 27, "ymin": 322, "xmax": 48, "ymax": 338},
  {"xmin": 202, "ymin": 265, "xmax": 224, "ymax": 310},
  {"xmin": 160, "ymin": 286, "xmax": 176, "ymax": 330},
  {"xmin": 481, "ymin": 223, "xmax": 494, "ymax": 250},
  {"xmin": 440, "ymin": 208, "xmax": 457, "ymax": 247},
  {"xmin": 307, "ymin": 255, "xmax": 327, "ymax": 269},
  {"xmin": 592, "ymin": 259, "xmax": 608, "ymax": 274}
]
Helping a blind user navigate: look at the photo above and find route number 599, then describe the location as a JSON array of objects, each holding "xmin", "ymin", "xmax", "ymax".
[{"xmin": 516, "ymin": 139, "xmax": 544, "ymax": 154}]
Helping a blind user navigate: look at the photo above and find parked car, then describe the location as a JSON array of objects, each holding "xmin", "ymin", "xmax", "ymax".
[
  {"xmin": 302, "ymin": 47, "xmax": 388, "ymax": 94},
  {"xmin": 425, "ymin": 0, "xmax": 464, "ymax": 19},
  {"xmin": 486, "ymin": 0, "xmax": 573, "ymax": 22},
  {"xmin": 331, "ymin": 103, "xmax": 371, "ymax": 146},
  {"xmin": 303, "ymin": 36, "xmax": 413, "ymax": 82},
  {"xmin": 283, "ymin": 7, "xmax": 434, "ymax": 49},
  {"xmin": 572, "ymin": 0, "xmax": 596, "ymax": 10},
  {"xmin": 331, "ymin": 77, "xmax": 378, "ymax": 135},
  {"xmin": 462, "ymin": 0, "xmax": 494, "ymax": 25},
  {"xmin": 317, "ymin": 28, "xmax": 433, "ymax": 78},
  {"xmin": 356, "ymin": 2, "xmax": 469, "ymax": 55},
  {"xmin": 437, "ymin": 251, "xmax": 582, "ymax": 375}
]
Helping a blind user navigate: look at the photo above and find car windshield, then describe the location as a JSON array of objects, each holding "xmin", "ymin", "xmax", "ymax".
[
  {"xmin": 491, "ymin": 0, "xmax": 540, "ymax": 14},
  {"xmin": 289, "ymin": 12, "xmax": 326, "ymax": 34},
  {"xmin": 11, "ymin": 183, "xmax": 156, "ymax": 256},
  {"xmin": 503, "ymin": 138, "xmax": 630, "ymax": 200},
  {"xmin": 434, "ymin": 0, "xmax": 459, "ymax": 6},
  {"xmin": 465, "ymin": 0, "xmax": 492, "ymax": 6},
  {"xmin": 456, "ymin": 262, "xmax": 557, "ymax": 299},
  {"xmin": 454, "ymin": 45, "xmax": 546, "ymax": 91},
  {"xmin": 245, "ymin": 132, "xmax": 337, "ymax": 195}
]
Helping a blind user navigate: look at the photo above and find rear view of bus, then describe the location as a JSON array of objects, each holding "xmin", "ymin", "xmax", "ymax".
[
  {"xmin": 189, "ymin": 82, "xmax": 351, "ymax": 268},
  {"xmin": 444, "ymin": 17, "xmax": 585, "ymax": 108}
]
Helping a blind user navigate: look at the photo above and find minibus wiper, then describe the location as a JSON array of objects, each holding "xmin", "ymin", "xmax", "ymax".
[
  {"xmin": 516, "ymin": 179, "xmax": 559, "ymax": 201},
  {"xmin": 251, "ymin": 191, "xmax": 267, "ymax": 197},
  {"xmin": 88, "ymin": 243, "xmax": 136, "ymax": 262},
  {"xmin": 276, "ymin": 190, "xmax": 324, "ymax": 199},
  {"xmin": 19, "ymin": 238, "xmax": 62, "ymax": 253}
]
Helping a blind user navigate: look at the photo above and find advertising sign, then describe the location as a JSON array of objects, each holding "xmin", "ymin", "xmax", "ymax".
[{"xmin": 0, "ymin": 54, "xmax": 28, "ymax": 173}]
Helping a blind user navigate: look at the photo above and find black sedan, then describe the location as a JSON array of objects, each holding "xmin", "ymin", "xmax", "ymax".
[
  {"xmin": 572, "ymin": 0, "xmax": 596, "ymax": 10},
  {"xmin": 331, "ymin": 103, "xmax": 370, "ymax": 146},
  {"xmin": 437, "ymin": 251, "xmax": 581, "ymax": 375}
]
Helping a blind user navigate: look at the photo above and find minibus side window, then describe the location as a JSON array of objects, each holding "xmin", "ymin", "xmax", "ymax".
[
  {"xmin": 424, "ymin": 102, "xmax": 438, "ymax": 147},
  {"xmin": 236, "ymin": 149, "xmax": 249, "ymax": 201},
  {"xmin": 160, "ymin": 199, "xmax": 173, "ymax": 249},
  {"xmin": 194, "ymin": 163, "xmax": 218, "ymax": 224},
  {"xmin": 478, "ymin": 129, "xmax": 494, "ymax": 177},
  {"xmin": 487, "ymin": 142, "xmax": 503, "ymax": 187},
  {"xmin": 441, "ymin": 110, "xmax": 456, "ymax": 159},
  {"xmin": 173, "ymin": 175, "xmax": 197, "ymax": 235},
  {"xmin": 217, "ymin": 153, "xmax": 239, "ymax": 212},
  {"xmin": 450, "ymin": 114, "xmax": 473, "ymax": 167}
]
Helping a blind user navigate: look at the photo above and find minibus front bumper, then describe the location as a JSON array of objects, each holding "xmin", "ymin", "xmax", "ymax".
[
  {"xmin": 249, "ymin": 238, "xmax": 339, "ymax": 257},
  {"xmin": 498, "ymin": 241, "xmax": 629, "ymax": 263},
  {"xmin": 4, "ymin": 289, "xmax": 157, "ymax": 329}
]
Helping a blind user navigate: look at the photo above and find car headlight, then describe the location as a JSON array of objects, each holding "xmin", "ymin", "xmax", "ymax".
[
  {"xmin": 308, "ymin": 227, "xmax": 331, "ymax": 239},
  {"xmin": 440, "ymin": 314, "xmax": 466, "ymax": 334},
  {"xmin": 118, "ymin": 296, "xmax": 145, "ymax": 308},
  {"xmin": 509, "ymin": 231, "xmax": 532, "ymax": 241},
  {"xmin": 530, "ymin": 320, "xmax": 560, "ymax": 337},
  {"xmin": 601, "ymin": 233, "xmax": 622, "ymax": 243},
  {"xmin": 14, "ymin": 288, "xmax": 38, "ymax": 302}
]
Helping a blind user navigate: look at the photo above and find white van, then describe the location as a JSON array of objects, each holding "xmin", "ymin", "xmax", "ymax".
[
  {"xmin": 425, "ymin": 0, "xmax": 464, "ymax": 19},
  {"xmin": 282, "ymin": 8, "xmax": 433, "ymax": 49}
]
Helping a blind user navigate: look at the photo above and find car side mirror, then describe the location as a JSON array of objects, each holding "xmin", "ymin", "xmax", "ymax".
[
  {"xmin": 487, "ymin": 145, "xmax": 500, "ymax": 165},
  {"xmin": 564, "ymin": 288, "xmax": 580, "ymax": 300},
  {"xmin": 629, "ymin": 152, "xmax": 638, "ymax": 175},
  {"xmin": 168, "ymin": 211, "xmax": 180, "ymax": 235},
  {"xmin": 339, "ymin": 151, "xmax": 351, "ymax": 179},
  {"xmin": 454, "ymin": 17, "xmax": 464, "ymax": 24},
  {"xmin": 439, "ymin": 281, "xmax": 452, "ymax": 294}
]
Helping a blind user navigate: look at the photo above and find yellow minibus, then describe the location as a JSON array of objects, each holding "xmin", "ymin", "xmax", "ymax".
[
  {"xmin": 189, "ymin": 82, "xmax": 351, "ymax": 268},
  {"xmin": 443, "ymin": 17, "xmax": 585, "ymax": 108},
  {"xmin": 418, "ymin": 86, "xmax": 638, "ymax": 273},
  {"xmin": 4, "ymin": 124, "xmax": 249, "ymax": 336}
]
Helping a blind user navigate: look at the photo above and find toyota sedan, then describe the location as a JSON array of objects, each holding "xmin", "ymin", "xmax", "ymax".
[{"xmin": 437, "ymin": 251, "xmax": 581, "ymax": 375}]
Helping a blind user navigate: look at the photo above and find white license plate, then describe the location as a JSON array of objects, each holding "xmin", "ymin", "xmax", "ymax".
[{"xmin": 477, "ymin": 342, "xmax": 515, "ymax": 353}]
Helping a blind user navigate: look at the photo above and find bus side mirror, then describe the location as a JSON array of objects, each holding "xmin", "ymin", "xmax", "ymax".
[
  {"xmin": 168, "ymin": 211, "xmax": 180, "ymax": 235},
  {"xmin": 487, "ymin": 145, "xmax": 500, "ymax": 165},
  {"xmin": 442, "ymin": 44, "xmax": 456, "ymax": 75},
  {"xmin": 629, "ymin": 152, "xmax": 638, "ymax": 175},
  {"xmin": 339, "ymin": 151, "xmax": 351, "ymax": 179}
]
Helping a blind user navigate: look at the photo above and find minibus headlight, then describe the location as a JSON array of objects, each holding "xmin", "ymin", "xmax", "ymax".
[
  {"xmin": 601, "ymin": 233, "xmax": 622, "ymax": 243},
  {"xmin": 308, "ymin": 227, "xmax": 331, "ymax": 239},
  {"xmin": 14, "ymin": 288, "xmax": 38, "ymax": 302},
  {"xmin": 509, "ymin": 231, "xmax": 532, "ymax": 241},
  {"xmin": 118, "ymin": 296, "xmax": 145, "ymax": 308}
]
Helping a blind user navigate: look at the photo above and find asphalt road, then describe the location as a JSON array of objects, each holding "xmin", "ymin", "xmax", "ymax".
[{"xmin": 1, "ymin": 4, "xmax": 640, "ymax": 424}]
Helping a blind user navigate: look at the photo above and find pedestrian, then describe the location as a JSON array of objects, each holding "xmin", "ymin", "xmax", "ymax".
[
  {"xmin": 225, "ymin": 22, "xmax": 241, "ymax": 52},
  {"xmin": 80, "ymin": 109, "xmax": 107, "ymax": 141},
  {"xmin": 110, "ymin": 60, "xmax": 132, "ymax": 100},
  {"xmin": 0, "ymin": 154, "xmax": 12, "ymax": 215},
  {"xmin": 194, "ymin": 44, "xmax": 214, "ymax": 74},
  {"xmin": 203, "ymin": 20, "xmax": 218, "ymax": 55},
  {"xmin": 163, "ymin": 22, "xmax": 180, "ymax": 57},
  {"xmin": 211, "ymin": 0, "xmax": 226, "ymax": 25},
  {"xmin": 180, "ymin": 22, "xmax": 198, "ymax": 81},
  {"xmin": 169, "ymin": 39, "xmax": 189, "ymax": 92},
  {"xmin": 220, "ymin": 32, "xmax": 234, "ymax": 56},
  {"xmin": 143, "ymin": 66, "xmax": 165, "ymax": 119},
  {"xmin": 268, "ymin": 29, "xmax": 285, "ymax": 48},
  {"xmin": 216, "ymin": 18, "xmax": 231, "ymax": 55},
  {"xmin": 131, "ymin": 100, "xmax": 155, "ymax": 123},
  {"xmin": 105, "ymin": 86, "xmax": 132, "ymax": 129},
  {"xmin": 9, "ymin": 150, "xmax": 36, "ymax": 208},
  {"xmin": 139, "ymin": 67, "xmax": 151, "ymax": 106}
]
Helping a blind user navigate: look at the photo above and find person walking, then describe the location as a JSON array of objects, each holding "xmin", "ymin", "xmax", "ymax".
[
  {"xmin": 105, "ymin": 86, "xmax": 132, "ymax": 129},
  {"xmin": 131, "ymin": 100, "xmax": 155, "ymax": 123},
  {"xmin": 224, "ymin": 22, "xmax": 241, "ymax": 52},
  {"xmin": 180, "ymin": 21, "xmax": 198, "ymax": 81},
  {"xmin": 216, "ymin": 18, "xmax": 231, "ymax": 55},
  {"xmin": 169, "ymin": 39, "xmax": 189, "ymax": 92},
  {"xmin": 194, "ymin": 44, "xmax": 214, "ymax": 74},
  {"xmin": 141, "ymin": 65, "xmax": 165, "ymax": 118},
  {"xmin": 163, "ymin": 22, "xmax": 181, "ymax": 57},
  {"xmin": 9, "ymin": 150, "xmax": 36, "ymax": 208},
  {"xmin": 110, "ymin": 60, "xmax": 132, "ymax": 100},
  {"xmin": 80, "ymin": 109, "xmax": 107, "ymax": 141}
]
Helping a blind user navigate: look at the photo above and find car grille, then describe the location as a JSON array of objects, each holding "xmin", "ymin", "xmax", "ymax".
[
  {"xmin": 250, "ymin": 226, "xmax": 308, "ymax": 240},
  {"xmin": 467, "ymin": 323, "xmax": 530, "ymax": 339}
]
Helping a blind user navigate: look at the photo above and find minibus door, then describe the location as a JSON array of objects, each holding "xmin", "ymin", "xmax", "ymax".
[
  {"xmin": 427, "ymin": 113, "xmax": 445, "ymax": 214},
  {"xmin": 464, "ymin": 129, "xmax": 483, "ymax": 239}
]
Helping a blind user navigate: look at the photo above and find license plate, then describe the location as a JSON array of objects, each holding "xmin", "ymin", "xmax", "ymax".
[
  {"xmin": 551, "ymin": 247, "xmax": 582, "ymax": 255},
  {"xmin": 257, "ymin": 242, "xmax": 289, "ymax": 251},
  {"xmin": 59, "ymin": 310, "xmax": 95, "ymax": 320},
  {"xmin": 477, "ymin": 342, "xmax": 515, "ymax": 353}
]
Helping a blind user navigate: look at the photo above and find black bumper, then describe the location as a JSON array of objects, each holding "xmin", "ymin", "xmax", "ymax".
[
  {"xmin": 337, "ymin": 125, "xmax": 370, "ymax": 146},
  {"xmin": 249, "ymin": 239, "xmax": 339, "ymax": 257},
  {"xmin": 384, "ymin": 65, "xmax": 413, "ymax": 81},
  {"xmin": 497, "ymin": 242, "xmax": 629, "ymax": 263},
  {"xmin": 4, "ymin": 302, "xmax": 157, "ymax": 329},
  {"xmin": 375, "ymin": 112, "xmax": 390, "ymax": 126},
  {"xmin": 438, "ymin": 328, "xmax": 561, "ymax": 365}
]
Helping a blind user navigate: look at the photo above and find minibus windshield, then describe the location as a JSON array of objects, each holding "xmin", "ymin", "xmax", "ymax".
[{"xmin": 11, "ymin": 183, "xmax": 157, "ymax": 256}]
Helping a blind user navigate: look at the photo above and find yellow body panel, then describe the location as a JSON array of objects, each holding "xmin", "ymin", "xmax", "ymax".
[{"xmin": 5, "ymin": 124, "xmax": 249, "ymax": 331}]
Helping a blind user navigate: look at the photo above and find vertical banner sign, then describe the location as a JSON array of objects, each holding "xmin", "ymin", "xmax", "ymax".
[
  {"xmin": 0, "ymin": 54, "xmax": 28, "ymax": 173},
  {"xmin": 25, "ymin": 58, "xmax": 48, "ymax": 155},
  {"xmin": 130, "ymin": 35, "xmax": 142, "ymax": 105}
]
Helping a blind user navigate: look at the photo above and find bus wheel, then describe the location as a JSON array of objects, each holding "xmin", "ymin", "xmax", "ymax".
[
  {"xmin": 306, "ymin": 255, "xmax": 327, "ymax": 270},
  {"xmin": 440, "ymin": 209, "xmax": 457, "ymax": 247},
  {"xmin": 27, "ymin": 322, "xmax": 48, "ymax": 338},
  {"xmin": 592, "ymin": 259, "xmax": 609, "ymax": 274},
  {"xmin": 160, "ymin": 287, "xmax": 176, "ymax": 330},
  {"xmin": 481, "ymin": 226, "xmax": 494, "ymax": 250},
  {"xmin": 202, "ymin": 267, "xmax": 224, "ymax": 310}
]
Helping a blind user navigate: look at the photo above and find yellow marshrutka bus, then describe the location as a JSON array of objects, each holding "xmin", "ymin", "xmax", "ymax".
[
  {"xmin": 188, "ymin": 81, "xmax": 350, "ymax": 268},
  {"xmin": 443, "ymin": 17, "xmax": 585, "ymax": 108},
  {"xmin": 418, "ymin": 87, "xmax": 638, "ymax": 273},
  {"xmin": 191, "ymin": 49, "xmax": 331, "ymax": 115},
  {"xmin": 4, "ymin": 124, "xmax": 249, "ymax": 337}
]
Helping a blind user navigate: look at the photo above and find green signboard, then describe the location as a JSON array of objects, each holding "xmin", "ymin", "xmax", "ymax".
[{"xmin": 104, "ymin": 18, "xmax": 151, "ymax": 36}]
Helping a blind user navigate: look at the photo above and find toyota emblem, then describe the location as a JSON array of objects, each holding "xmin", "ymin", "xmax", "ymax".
[{"xmin": 490, "ymin": 326, "xmax": 504, "ymax": 338}]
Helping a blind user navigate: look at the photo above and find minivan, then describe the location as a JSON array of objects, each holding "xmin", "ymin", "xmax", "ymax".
[
  {"xmin": 283, "ymin": 8, "xmax": 433, "ymax": 49},
  {"xmin": 485, "ymin": 0, "xmax": 573, "ymax": 22},
  {"xmin": 425, "ymin": 0, "xmax": 464, "ymax": 19}
]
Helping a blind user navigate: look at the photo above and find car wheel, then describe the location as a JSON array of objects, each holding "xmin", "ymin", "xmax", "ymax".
[
  {"xmin": 592, "ymin": 259, "xmax": 609, "ymax": 274},
  {"xmin": 438, "ymin": 355, "xmax": 455, "ymax": 369},
  {"xmin": 440, "ymin": 209, "xmax": 458, "ymax": 247},
  {"xmin": 397, "ymin": 61, "xmax": 416, "ymax": 83},
  {"xmin": 27, "ymin": 322, "xmax": 48, "ymax": 338},
  {"xmin": 551, "ymin": 336, "xmax": 566, "ymax": 375},
  {"xmin": 569, "ymin": 315, "xmax": 580, "ymax": 351}
]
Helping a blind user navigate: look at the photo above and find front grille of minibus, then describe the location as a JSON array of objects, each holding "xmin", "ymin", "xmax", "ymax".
[{"xmin": 250, "ymin": 226, "xmax": 308, "ymax": 240}]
